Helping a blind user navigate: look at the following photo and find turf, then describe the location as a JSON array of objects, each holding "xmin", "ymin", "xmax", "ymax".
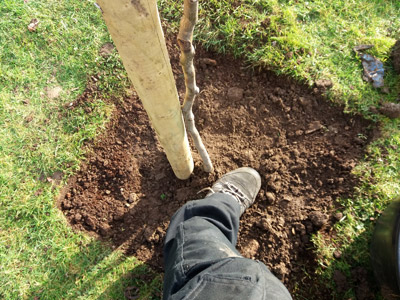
[{"xmin": 0, "ymin": 0, "xmax": 399, "ymax": 299}]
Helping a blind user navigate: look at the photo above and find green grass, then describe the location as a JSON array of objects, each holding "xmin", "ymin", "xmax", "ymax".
[
  {"xmin": 160, "ymin": 0, "xmax": 400, "ymax": 114},
  {"xmin": 0, "ymin": 1, "xmax": 156, "ymax": 299},
  {"xmin": 0, "ymin": 0, "xmax": 399, "ymax": 299}
]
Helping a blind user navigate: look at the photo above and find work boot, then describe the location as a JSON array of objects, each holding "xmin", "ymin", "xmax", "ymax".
[{"xmin": 206, "ymin": 167, "xmax": 261, "ymax": 215}]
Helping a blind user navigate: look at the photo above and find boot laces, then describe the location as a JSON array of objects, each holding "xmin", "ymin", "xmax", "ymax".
[{"xmin": 204, "ymin": 182, "xmax": 249, "ymax": 206}]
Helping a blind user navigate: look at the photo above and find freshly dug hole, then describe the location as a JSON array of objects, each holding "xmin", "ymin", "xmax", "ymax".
[{"xmin": 60, "ymin": 39, "xmax": 374, "ymax": 296}]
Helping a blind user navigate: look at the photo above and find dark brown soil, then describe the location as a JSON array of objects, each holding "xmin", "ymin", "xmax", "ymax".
[{"xmin": 59, "ymin": 39, "xmax": 374, "ymax": 298}]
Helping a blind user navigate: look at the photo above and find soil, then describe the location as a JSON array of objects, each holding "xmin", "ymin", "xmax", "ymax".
[{"xmin": 59, "ymin": 38, "xmax": 375, "ymax": 298}]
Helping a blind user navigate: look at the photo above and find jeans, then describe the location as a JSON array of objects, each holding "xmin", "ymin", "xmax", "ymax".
[{"xmin": 163, "ymin": 193, "xmax": 292, "ymax": 300}]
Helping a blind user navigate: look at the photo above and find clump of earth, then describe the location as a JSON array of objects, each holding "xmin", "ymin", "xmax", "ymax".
[{"xmin": 59, "ymin": 37, "xmax": 375, "ymax": 298}]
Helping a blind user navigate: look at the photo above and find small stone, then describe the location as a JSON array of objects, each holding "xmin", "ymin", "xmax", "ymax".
[
  {"xmin": 333, "ymin": 212, "xmax": 343, "ymax": 221},
  {"xmin": 333, "ymin": 250, "xmax": 342, "ymax": 259},
  {"xmin": 105, "ymin": 190, "xmax": 111, "ymax": 195},
  {"xmin": 265, "ymin": 192, "xmax": 276, "ymax": 203},
  {"xmin": 295, "ymin": 130, "xmax": 304, "ymax": 136},
  {"xmin": 227, "ymin": 87, "xmax": 244, "ymax": 101},
  {"xmin": 128, "ymin": 193, "xmax": 138, "ymax": 203}
]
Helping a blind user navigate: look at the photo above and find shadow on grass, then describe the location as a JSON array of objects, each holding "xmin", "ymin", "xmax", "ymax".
[
  {"xmin": 27, "ymin": 239, "xmax": 160, "ymax": 300},
  {"xmin": 97, "ymin": 266, "xmax": 163, "ymax": 300},
  {"xmin": 317, "ymin": 223, "xmax": 381, "ymax": 300}
]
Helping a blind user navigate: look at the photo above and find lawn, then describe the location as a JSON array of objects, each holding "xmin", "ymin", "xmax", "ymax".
[{"xmin": 0, "ymin": 0, "xmax": 399, "ymax": 299}]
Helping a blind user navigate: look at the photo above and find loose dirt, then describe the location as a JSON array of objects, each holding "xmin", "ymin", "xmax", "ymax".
[{"xmin": 60, "ymin": 39, "xmax": 375, "ymax": 298}]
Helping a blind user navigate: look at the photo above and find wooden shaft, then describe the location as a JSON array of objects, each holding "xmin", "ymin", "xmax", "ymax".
[{"xmin": 97, "ymin": 0, "xmax": 194, "ymax": 179}]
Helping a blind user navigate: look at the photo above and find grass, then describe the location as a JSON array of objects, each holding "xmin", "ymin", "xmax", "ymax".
[
  {"xmin": 0, "ymin": 0, "xmax": 399, "ymax": 299},
  {"xmin": 0, "ymin": 1, "xmax": 158, "ymax": 299}
]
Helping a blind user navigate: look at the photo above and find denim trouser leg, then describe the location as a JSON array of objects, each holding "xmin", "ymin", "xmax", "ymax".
[{"xmin": 163, "ymin": 193, "xmax": 292, "ymax": 300}]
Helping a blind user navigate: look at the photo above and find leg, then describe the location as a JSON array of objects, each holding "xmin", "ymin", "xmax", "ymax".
[
  {"xmin": 163, "ymin": 168, "xmax": 292, "ymax": 300},
  {"xmin": 163, "ymin": 193, "xmax": 242, "ymax": 298}
]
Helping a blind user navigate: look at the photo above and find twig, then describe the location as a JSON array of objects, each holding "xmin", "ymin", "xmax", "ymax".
[{"xmin": 177, "ymin": 0, "xmax": 213, "ymax": 172}]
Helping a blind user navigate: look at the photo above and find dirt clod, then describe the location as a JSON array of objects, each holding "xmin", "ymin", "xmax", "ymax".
[
  {"xmin": 199, "ymin": 58, "xmax": 217, "ymax": 66},
  {"xmin": 379, "ymin": 102, "xmax": 400, "ymax": 119},
  {"xmin": 309, "ymin": 211, "xmax": 328, "ymax": 227},
  {"xmin": 227, "ymin": 87, "xmax": 244, "ymax": 101},
  {"xmin": 392, "ymin": 40, "xmax": 400, "ymax": 74},
  {"xmin": 315, "ymin": 79, "xmax": 333, "ymax": 89}
]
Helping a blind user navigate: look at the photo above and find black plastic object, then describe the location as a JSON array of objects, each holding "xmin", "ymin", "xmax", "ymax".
[{"xmin": 371, "ymin": 197, "xmax": 400, "ymax": 297}]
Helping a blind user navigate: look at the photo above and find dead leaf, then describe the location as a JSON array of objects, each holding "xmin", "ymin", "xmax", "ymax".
[{"xmin": 28, "ymin": 18, "xmax": 39, "ymax": 32}]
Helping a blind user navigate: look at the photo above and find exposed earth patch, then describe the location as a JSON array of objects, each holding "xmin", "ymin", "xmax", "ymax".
[{"xmin": 59, "ymin": 39, "xmax": 375, "ymax": 298}]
